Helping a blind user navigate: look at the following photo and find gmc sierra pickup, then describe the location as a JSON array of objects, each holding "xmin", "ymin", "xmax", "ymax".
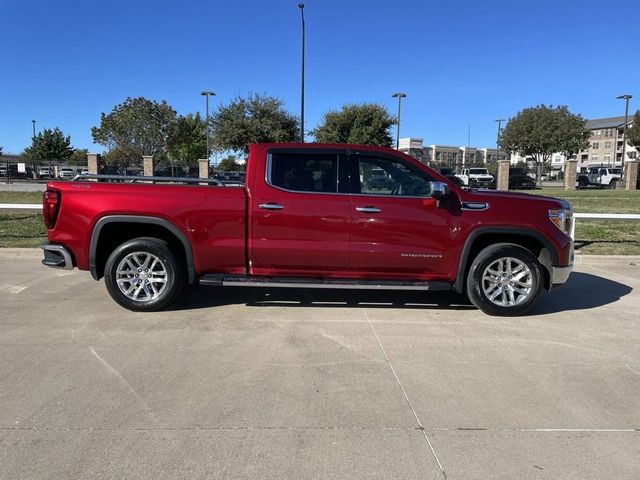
[{"xmin": 41, "ymin": 143, "xmax": 573, "ymax": 316}]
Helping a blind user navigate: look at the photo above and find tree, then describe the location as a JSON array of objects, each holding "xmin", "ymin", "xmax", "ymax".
[
  {"xmin": 69, "ymin": 148, "xmax": 89, "ymax": 166},
  {"xmin": 312, "ymin": 103, "xmax": 395, "ymax": 146},
  {"xmin": 217, "ymin": 155, "xmax": 245, "ymax": 172},
  {"xmin": 91, "ymin": 97, "xmax": 176, "ymax": 169},
  {"xmin": 627, "ymin": 110, "xmax": 640, "ymax": 154},
  {"xmin": 23, "ymin": 127, "xmax": 74, "ymax": 163},
  {"xmin": 210, "ymin": 93, "xmax": 298, "ymax": 154},
  {"xmin": 167, "ymin": 113, "xmax": 207, "ymax": 167},
  {"xmin": 500, "ymin": 105, "xmax": 589, "ymax": 184}
]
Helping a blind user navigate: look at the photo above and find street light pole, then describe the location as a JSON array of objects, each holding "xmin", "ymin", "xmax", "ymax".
[
  {"xmin": 495, "ymin": 118, "xmax": 505, "ymax": 162},
  {"xmin": 31, "ymin": 119, "xmax": 36, "ymax": 181},
  {"xmin": 616, "ymin": 94, "xmax": 633, "ymax": 180},
  {"xmin": 201, "ymin": 91, "xmax": 215, "ymax": 165},
  {"xmin": 298, "ymin": 3, "xmax": 305, "ymax": 142},
  {"xmin": 392, "ymin": 92, "xmax": 406, "ymax": 150}
]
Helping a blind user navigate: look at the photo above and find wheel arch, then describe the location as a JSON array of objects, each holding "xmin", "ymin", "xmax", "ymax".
[
  {"xmin": 453, "ymin": 227, "xmax": 557, "ymax": 294},
  {"xmin": 89, "ymin": 215, "xmax": 196, "ymax": 283}
]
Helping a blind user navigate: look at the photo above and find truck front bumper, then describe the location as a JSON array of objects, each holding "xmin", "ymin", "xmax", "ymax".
[
  {"xmin": 550, "ymin": 264, "xmax": 573, "ymax": 289},
  {"xmin": 41, "ymin": 243, "xmax": 74, "ymax": 270}
]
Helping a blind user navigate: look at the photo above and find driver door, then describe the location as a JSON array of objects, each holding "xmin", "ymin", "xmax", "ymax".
[{"xmin": 348, "ymin": 152, "xmax": 455, "ymax": 279}]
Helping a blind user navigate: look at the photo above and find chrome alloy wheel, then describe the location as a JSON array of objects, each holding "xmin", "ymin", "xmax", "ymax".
[
  {"xmin": 481, "ymin": 257, "xmax": 533, "ymax": 307},
  {"xmin": 115, "ymin": 251, "xmax": 168, "ymax": 302}
]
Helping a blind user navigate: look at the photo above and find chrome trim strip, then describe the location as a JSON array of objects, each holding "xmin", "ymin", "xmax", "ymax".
[
  {"xmin": 355, "ymin": 206, "xmax": 382, "ymax": 213},
  {"xmin": 40, "ymin": 243, "xmax": 74, "ymax": 270},
  {"xmin": 551, "ymin": 264, "xmax": 573, "ymax": 285}
]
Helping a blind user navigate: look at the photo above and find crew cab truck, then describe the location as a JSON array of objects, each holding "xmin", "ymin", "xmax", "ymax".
[
  {"xmin": 41, "ymin": 143, "xmax": 573, "ymax": 316},
  {"xmin": 456, "ymin": 168, "xmax": 494, "ymax": 187}
]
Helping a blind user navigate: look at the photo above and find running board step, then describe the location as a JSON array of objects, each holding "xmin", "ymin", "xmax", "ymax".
[{"xmin": 199, "ymin": 275, "xmax": 451, "ymax": 291}]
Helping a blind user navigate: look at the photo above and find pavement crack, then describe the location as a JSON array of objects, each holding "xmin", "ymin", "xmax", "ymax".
[
  {"xmin": 363, "ymin": 310, "xmax": 447, "ymax": 480},
  {"xmin": 88, "ymin": 346, "xmax": 158, "ymax": 424}
]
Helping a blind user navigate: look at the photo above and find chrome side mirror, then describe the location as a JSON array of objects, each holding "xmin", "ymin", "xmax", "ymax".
[{"xmin": 431, "ymin": 181, "xmax": 449, "ymax": 199}]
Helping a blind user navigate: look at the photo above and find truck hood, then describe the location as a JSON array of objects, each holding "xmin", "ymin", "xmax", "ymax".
[{"xmin": 464, "ymin": 189, "xmax": 571, "ymax": 209}]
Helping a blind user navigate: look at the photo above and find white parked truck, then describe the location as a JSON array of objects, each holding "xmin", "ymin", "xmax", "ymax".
[
  {"xmin": 456, "ymin": 168, "xmax": 494, "ymax": 187},
  {"xmin": 587, "ymin": 167, "xmax": 622, "ymax": 188}
]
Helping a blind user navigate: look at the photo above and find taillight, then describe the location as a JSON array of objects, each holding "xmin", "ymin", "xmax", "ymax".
[{"xmin": 43, "ymin": 190, "xmax": 60, "ymax": 229}]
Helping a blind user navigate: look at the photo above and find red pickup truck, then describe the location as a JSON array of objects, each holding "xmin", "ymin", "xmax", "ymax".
[{"xmin": 41, "ymin": 143, "xmax": 573, "ymax": 316}]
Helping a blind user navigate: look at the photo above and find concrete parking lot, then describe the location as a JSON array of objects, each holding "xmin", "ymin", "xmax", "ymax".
[{"xmin": 0, "ymin": 249, "xmax": 638, "ymax": 479}]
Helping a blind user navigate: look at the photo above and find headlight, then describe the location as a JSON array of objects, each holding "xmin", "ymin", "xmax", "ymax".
[{"xmin": 548, "ymin": 208, "xmax": 572, "ymax": 236}]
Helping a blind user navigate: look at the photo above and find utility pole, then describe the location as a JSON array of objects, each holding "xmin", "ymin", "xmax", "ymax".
[
  {"xmin": 616, "ymin": 94, "xmax": 633, "ymax": 184},
  {"xmin": 201, "ymin": 91, "xmax": 215, "ymax": 165},
  {"xmin": 392, "ymin": 92, "xmax": 407, "ymax": 150},
  {"xmin": 298, "ymin": 3, "xmax": 305, "ymax": 142}
]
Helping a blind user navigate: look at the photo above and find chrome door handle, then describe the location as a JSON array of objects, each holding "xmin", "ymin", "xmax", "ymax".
[
  {"xmin": 356, "ymin": 206, "xmax": 381, "ymax": 213},
  {"xmin": 259, "ymin": 203, "xmax": 284, "ymax": 210}
]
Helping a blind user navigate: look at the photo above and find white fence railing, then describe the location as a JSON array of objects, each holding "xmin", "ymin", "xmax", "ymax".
[
  {"xmin": 0, "ymin": 203, "xmax": 41, "ymax": 209},
  {"xmin": 570, "ymin": 213, "xmax": 640, "ymax": 239}
]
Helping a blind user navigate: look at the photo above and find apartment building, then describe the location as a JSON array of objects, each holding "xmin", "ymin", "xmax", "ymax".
[{"xmin": 577, "ymin": 116, "xmax": 638, "ymax": 169}]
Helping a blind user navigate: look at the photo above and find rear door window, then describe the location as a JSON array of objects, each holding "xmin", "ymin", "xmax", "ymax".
[{"xmin": 268, "ymin": 152, "xmax": 348, "ymax": 193}]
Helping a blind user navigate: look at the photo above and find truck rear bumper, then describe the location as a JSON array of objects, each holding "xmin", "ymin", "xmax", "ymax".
[{"xmin": 41, "ymin": 243, "xmax": 74, "ymax": 270}]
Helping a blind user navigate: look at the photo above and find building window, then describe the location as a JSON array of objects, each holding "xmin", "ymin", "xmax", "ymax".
[
  {"xmin": 604, "ymin": 153, "xmax": 611, "ymax": 163},
  {"xmin": 592, "ymin": 142, "xmax": 599, "ymax": 149},
  {"xmin": 605, "ymin": 141, "xmax": 612, "ymax": 149},
  {"xmin": 591, "ymin": 154, "xmax": 599, "ymax": 162},
  {"xmin": 593, "ymin": 130, "xmax": 601, "ymax": 136}
]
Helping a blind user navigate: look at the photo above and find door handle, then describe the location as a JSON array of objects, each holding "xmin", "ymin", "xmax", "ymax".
[
  {"xmin": 356, "ymin": 206, "xmax": 381, "ymax": 213},
  {"xmin": 259, "ymin": 202, "xmax": 284, "ymax": 210}
]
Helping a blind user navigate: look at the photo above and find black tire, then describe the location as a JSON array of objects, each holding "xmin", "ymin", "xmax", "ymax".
[
  {"xmin": 577, "ymin": 176, "xmax": 589, "ymax": 189},
  {"xmin": 609, "ymin": 179, "xmax": 618, "ymax": 189},
  {"xmin": 466, "ymin": 243, "xmax": 543, "ymax": 316},
  {"xmin": 104, "ymin": 237, "xmax": 184, "ymax": 312}
]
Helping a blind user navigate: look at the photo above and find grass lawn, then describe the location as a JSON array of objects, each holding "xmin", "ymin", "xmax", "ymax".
[
  {"xmin": 1, "ymin": 188, "xmax": 639, "ymax": 254},
  {"xmin": 0, "ymin": 191, "xmax": 43, "ymax": 204},
  {"xmin": 526, "ymin": 187, "xmax": 640, "ymax": 255},
  {"xmin": 0, "ymin": 210, "xmax": 46, "ymax": 248}
]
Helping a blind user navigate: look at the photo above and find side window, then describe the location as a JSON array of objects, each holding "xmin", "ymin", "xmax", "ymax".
[
  {"xmin": 355, "ymin": 155, "xmax": 432, "ymax": 197},
  {"xmin": 269, "ymin": 153, "xmax": 341, "ymax": 193}
]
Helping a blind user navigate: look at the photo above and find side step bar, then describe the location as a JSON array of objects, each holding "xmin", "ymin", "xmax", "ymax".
[{"xmin": 199, "ymin": 274, "xmax": 451, "ymax": 291}]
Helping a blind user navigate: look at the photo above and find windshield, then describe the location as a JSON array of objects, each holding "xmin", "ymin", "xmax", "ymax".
[{"xmin": 469, "ymin": 168, "xmax": 489, "ymax": 175}]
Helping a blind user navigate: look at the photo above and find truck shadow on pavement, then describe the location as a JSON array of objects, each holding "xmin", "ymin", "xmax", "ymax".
[
  {"xmin": 170, "ymin": 272, "xmax": 631, "ymax": 315},
  {"xmin": 529, "ymin": 271, "xmax": 632, "ymax": 315}
]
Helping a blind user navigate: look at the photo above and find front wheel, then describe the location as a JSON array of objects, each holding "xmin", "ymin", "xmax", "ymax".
[
  {"xmin": 466, "ymin": 243, "xmax": 543, "ymax": 316},
  {"xmin": 104, "ymin": 237, "xmax": 184, "ymax": 311}
]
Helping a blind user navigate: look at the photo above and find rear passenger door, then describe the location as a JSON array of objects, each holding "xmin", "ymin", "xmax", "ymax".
[{"xmin": 249, "ymin": 149, "xmax": 351, "ymax": 276}]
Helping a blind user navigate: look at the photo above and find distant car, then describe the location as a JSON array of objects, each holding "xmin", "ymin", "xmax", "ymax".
[
  {"xmin": 38, "ymin": 167, "xmax": 51, "ymax": 177},
  {"xmin": 58, "ymin": 168, "xmax": 75, "ymax": 179},
  {"xmin": 509, "ymin": 174, "xmax": 537, "ymax": 190},
  {"xmin": 0, "ymin": 166, "xmax": 7, "ymax": 176}
]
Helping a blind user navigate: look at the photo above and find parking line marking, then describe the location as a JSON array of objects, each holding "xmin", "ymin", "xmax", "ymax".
[{"xmin": 364, "ymin": 310, "xmax": 448, "ymax": 480}]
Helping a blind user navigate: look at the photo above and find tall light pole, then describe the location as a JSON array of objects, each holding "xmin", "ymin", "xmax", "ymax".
[
  {"xmin": 616, "ymin": 94, "xmax": 632, "ymax": 178},
  {"xmin": 298, "ymin": 3, "xmax": 305, "ymax": 142},
  {"xmin": 495, "ymin": 119, "xmax": 505, "ymax": 163},
  {"xmin": 32, "ymin": 120, "xmax": 36, "ymax": 139},
  {"xmin": 392, "ymin": 92, "xmax": 406, "ymax": 150},
  {"xmin": 31, "ymin": 120, "xmax": 37, "ymax": 181},
  {"xmin": 201, "ymin": 91, "xmax": 215, "ymax": 163}
]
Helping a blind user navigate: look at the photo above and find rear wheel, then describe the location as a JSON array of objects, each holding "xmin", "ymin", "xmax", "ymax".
[
  {"xmin": 466, "ymin": 243, "xmax": 543, "ymax": 316},
  {"xmin": 609, "ymin": 178, "xmax": 618, "ymax": 189},
  {"xmin": 104, "ymin": 237, "xmax": 184, "ymax": 311}
]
